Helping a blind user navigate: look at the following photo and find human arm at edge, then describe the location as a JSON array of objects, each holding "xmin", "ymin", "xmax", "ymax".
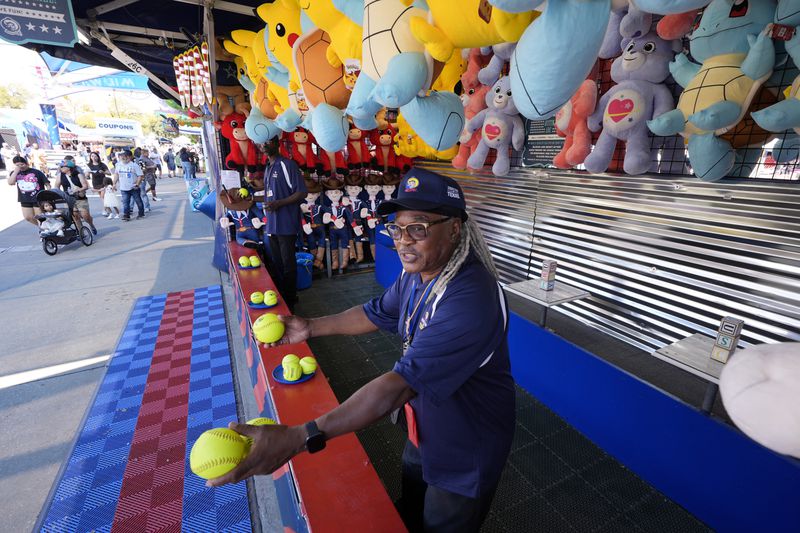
[
  {"xmin": 267, "ymin": 304, "xmax": 379, "ymax": 347},
  {"xmin": 206, "ymin": 371, "xmax": 415, "ymax": 486}
]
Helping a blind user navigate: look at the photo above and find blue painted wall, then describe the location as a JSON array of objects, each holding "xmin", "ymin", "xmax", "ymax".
[{"xmin": 508, "ymin": 312, "xmax": 800, "ymax": 532}]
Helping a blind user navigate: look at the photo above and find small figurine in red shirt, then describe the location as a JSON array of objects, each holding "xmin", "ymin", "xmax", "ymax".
[
  {"xmin": 346, "ymin": 122, "xmax": 370, "ymax": 171},
  {"xmin": 369, "ymin": 126, "xmax": 397, "ymax": 174}
]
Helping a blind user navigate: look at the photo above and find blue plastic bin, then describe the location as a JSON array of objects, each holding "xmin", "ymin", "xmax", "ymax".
[{"xmin": 296, "ymin": 252, "xmax": 313, "ymax": 290}]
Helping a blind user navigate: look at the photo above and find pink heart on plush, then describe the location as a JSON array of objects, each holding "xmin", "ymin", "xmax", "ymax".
[
  {"xmin": 607, "ymin": 98, "xmax": 634, "ymax": 123},
  {"xmin": 484, "ymin": 124, "xmax": 502, "ymax": 140}
]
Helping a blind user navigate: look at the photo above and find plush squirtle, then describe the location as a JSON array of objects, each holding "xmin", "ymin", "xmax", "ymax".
[
  {"xmin": 752, "ymin": 1, "xmax": 800, "ymax": 135},
  {"xmin": 647, "ymin": 0, "xmax": 777, "ymax": 182}
]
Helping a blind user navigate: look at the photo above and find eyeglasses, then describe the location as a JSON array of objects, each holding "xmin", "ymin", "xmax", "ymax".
[{"xmin": 384, "ymin": 217, "xmax": 451, "ymax": 241}]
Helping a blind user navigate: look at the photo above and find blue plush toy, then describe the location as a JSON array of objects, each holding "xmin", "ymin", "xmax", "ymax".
[
  {"xmin": 245, "ymin": 105, "xmax": 282, "ymax": 143},
  {"xmin": 506, "ymin": 0, "xmax": 612, "ymax": 121},
  {"xmin": 342, "ymin": 0, "xmax": 464, "ymax": 150},
  {"xmin": 752, "ymin": 0, "xmax": 800, "ymax": 135},
  {"xmin": 647, "ymin": 0, "xmax": 776, "ymax": 182},
  {"xmin": 585, "ymin": 29, "xmax": 679, "ymax": 175},
  {"xmin": 478, "ymin": 43, "xmax": 516, "ymax": 86},
  {"xmin": 465, "ymin": 76, "xmax": 525, "ymax": 176}
]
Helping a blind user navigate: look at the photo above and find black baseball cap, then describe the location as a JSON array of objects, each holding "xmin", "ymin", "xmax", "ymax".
[{"xmin": 377, "ymin": 168, "xmax": 468, "ymax": 221}]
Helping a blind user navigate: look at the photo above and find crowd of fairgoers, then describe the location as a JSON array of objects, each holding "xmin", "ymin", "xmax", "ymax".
[{"xmin": 2, "ymin": 139, "xmax": 205, "ymax": 236}]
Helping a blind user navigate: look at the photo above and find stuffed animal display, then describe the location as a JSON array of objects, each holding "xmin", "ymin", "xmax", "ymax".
[
  {"xmin": 647, "ymin": 0, "xmax": 777, "ymax": 181},
  {"xmin": 202, "ymin": 0, "xmax": 800, "ymax": 190}
]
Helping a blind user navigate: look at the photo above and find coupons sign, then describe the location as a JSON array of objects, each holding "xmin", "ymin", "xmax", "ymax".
[
  {"xmin": 95, "ymin": 118, "xmax": 144, "ymax": 138},
  {"xmin": 0, "ymin": 0, "xmax": 78, "ymax": 47}
]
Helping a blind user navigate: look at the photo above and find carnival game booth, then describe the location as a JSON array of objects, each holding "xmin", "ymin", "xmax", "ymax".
[{"xmin": 21, "ymin": 0, "xmax": 800, "ymax": 530}]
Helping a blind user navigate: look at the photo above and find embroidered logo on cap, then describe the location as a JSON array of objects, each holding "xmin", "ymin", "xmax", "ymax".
[
  {"xmin": 447, "ymin": 186, "xmax": 460, "ymax": 199},
  {"xmin": 405, "ymin": 177, "xmax": 420, "ymax": 192}
]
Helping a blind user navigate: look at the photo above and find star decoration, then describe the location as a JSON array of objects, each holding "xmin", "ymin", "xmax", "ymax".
[
  {"xmin": 40, "ymin": 24, "xmax": 48, "ymax": 32},
  {"xmin": 26, "ymin": 22, "xmax": 35, "ymax": 30},
  {"xmin": 53, "ymin": 25, "xmax": 61, "ymax": 34}
]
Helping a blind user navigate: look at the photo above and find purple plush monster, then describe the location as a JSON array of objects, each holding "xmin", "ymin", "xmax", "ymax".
[{"xmin": 584, "ymin": 29, "xmax": 679, "ymax": 175}]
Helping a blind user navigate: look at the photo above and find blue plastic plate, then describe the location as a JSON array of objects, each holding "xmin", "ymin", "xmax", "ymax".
[
  {"xmin": 248, "ymin": 301, "xmax": 278, "ymax": 309},
  {"xmin": 238, "ymin": 265, "xmax": 261, "ymax": 270},
  {"xmin": 272, "ymin": 364, "xmax": 315, "ymax": 385}
]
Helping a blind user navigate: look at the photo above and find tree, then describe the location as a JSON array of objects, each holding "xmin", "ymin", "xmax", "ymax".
[{"xmin": 0, "ymin": 84, "xmax": 32, "ymax": 109}]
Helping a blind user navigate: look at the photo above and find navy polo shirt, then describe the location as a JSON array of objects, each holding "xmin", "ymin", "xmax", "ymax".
[
  {"xmin": 265, "ymin": 155, "xmax": 305, "ymax": 235},
  {"xmin": 363, "ymin": 253, "xmax": 515, "ymax": 498}
]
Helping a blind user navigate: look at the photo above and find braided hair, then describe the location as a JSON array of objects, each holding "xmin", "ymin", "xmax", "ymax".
[{"xmin": 425, "ymin": 215, "xmax": 498, "ymax": 305}]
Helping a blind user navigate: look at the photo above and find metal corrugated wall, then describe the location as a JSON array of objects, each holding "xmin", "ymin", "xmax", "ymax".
[
  {"xmin": 423, "ymin": 162, "xmax": 800, "ymax": 351},
  {"xmin": 426, "ymin": 163, "xmax": 542, "ymax": 284}
]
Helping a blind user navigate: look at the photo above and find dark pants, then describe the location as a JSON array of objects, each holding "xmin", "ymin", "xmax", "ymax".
[
  {"xmin": 399, "ymin": 441, "xmax": 497, "ymax": 533},
  {"xmin": 121, "ymin": 187, "xmax": 144, "ymax": 218},
  {"xmin": 268, "ymin": 234, "xmax": 297, "ymax": 308}
]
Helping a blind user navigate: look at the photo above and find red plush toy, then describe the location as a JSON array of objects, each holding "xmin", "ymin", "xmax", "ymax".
[
  {"xmin": 657, "ymin": 10, "xmax": 701, "ymax": 40},
  {"xmin": 289, "ymin": 127, "xmax": 319, "ymax": 171},
  {"xmin": 552, "ymin": 79, "xmax": 597, "ymax": 169},
  {"xmin": 216, "ymin": 113, "xmax": 260, "ymax": 170},
  {"xmin": 370, "ymin": 126, "xmax": 398, "ymax": 173},
  {"xmin": 319, "ymin": 148, "xmax": 347, "ymax": 178},
  {"xmin": 453, "ymin": 50, "xmax": 491, "ymax": 170},
  {"xmin": 346, "ymin": 123, "xmax": 370, "ymax": 169}
]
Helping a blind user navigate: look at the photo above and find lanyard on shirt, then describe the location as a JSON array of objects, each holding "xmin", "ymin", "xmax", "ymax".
[{"xmin": 402, "ymin": 275, "xmax": 439, "ymax": 353}]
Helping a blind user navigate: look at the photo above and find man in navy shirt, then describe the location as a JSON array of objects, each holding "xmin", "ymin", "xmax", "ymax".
[
  {"xmin": 210, "ymin": 168, "xmax": 515, "ymax": 532},
  {"xmin": 263, "ymin": 138, "xmax": 306, "ymax": 309}
]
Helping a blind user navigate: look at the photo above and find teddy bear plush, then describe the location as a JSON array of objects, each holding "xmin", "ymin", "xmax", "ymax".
[
  {"xmin": 553, "ymin": 79, "xmax": 597, "ymax": 169},
  {"xmin": 584, "ymin": 29, "xmax": 678, "ymax": 175},
  {"xmin": 465, "ymin": 76, "xmax": 525, "ymax": 176},
  {"xmin": 453, "ymin": 75, "xmax": 490, "ymax": 170}
]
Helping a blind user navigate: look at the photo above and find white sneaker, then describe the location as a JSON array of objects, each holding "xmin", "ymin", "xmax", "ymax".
[
  {"xmin": 113, "ymin": 214, "xmax": 120, "ymax": 219},
  {"xmin": 106, "ymin": 213, "xmax": 113, "ymax": 219},
  {"xmin": 145, "ymin": 207, "xmax": 151, "ymax": 212}
]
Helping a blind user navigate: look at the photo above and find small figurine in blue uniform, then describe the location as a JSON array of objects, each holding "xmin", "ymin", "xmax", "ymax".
[
  {"xmin": 343, "ymin": 173, "xmax": 367, "ymax": 264},
  {"xmin": 301, "ymin": 179, "xmax": 326, "ymax": 270},
  {"xmin": 322, "ymin": 177, "xmax": 353, "ymax": 272},
  {"xmin": 363, "ymin": 173, "xmax": 384, "ymax": 260},
  {"xmin": 381, "ymin": 171, "xmax": 400, "ymax": 201}
]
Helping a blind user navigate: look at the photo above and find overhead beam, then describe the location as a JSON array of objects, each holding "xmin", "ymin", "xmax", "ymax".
[
  {"xmin": 90, "ymin": 25, "xmax": 181, "ymax": 101},
  {"xmin": 77, "ymin": 19, "xmax": 190, "ymax": 41},
  {"xmin": 171, "ymin": 0, "xmax": 255, "ymax": 16},
  {"xmin": 87, "ymin": 0, "xmax": 140, "ymax": 17}
]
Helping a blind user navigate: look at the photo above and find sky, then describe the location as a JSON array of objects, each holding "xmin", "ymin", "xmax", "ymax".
[{"xmin": 0, "ymin": 41, "xmax": 167, "ymax": 117}]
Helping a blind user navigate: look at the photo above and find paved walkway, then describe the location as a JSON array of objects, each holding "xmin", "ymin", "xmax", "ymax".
[{"xmin": 0, "ymin": 177, "xmax": 224, "ymax": 530}]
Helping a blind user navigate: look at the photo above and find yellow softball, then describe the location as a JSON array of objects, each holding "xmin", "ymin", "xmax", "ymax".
[
  {"xmin": 241, "ymin": 417, "xmax": 277, "ymax": 447},
  {"xmin": 282, "ymin": 361, "xmax": 302, "ymax": 382},
  {"xmin": 253, "ymin": 312, "xmax": 285, "ymax": 344},
  {"xmin": 190, "ymin": 428, "xmax": 250, "ymax": 480},
  {"xmin": 299, "ymin": 356, "xmax": 317, "ymax": 375}
]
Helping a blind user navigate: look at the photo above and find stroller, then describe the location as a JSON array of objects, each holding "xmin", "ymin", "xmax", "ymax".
[{"xmin": 35, "ymin": 189, "xmax": 94, "ymax": 255}]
